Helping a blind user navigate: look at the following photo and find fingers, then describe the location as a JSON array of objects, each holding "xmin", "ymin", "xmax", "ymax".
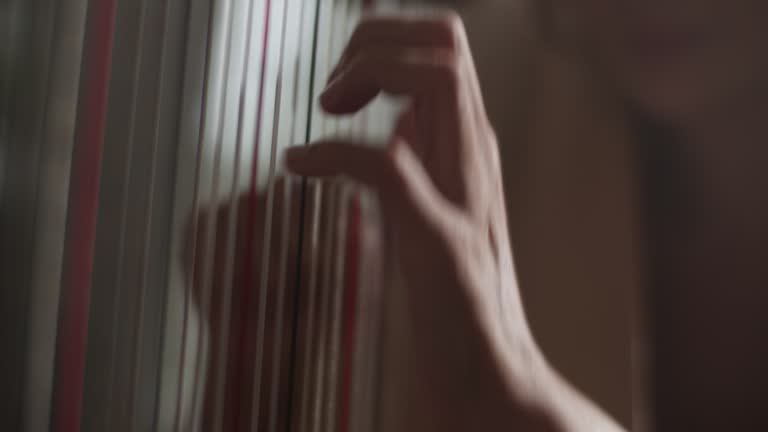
[
  {"xmin": 322, "ymin": 12, "xmax": 489, "ymax": 141},
  {"xmin": 320, "ymin": 47, "xmax": 461, "ymax": 114},
  {"xmin": 351, "ymin": 13, "xmax": 464, "ymax": 52},
  {"xmin": 327, "ymin": 12, "xmax": 466, "ymax": 84},
  {"xmin": 285, "ymin": 142, "xmax": 395, "ymax": 191},
  {"xmin": 322, "ymin": 12, "xmax": 476, "ymax": 115},
  {"xmin": 314, "ymin": 12, "xmax": 497, "ymax": 219},
  {"xmin": 284, "ymin": 139, "xmax": 453, "ymax": 232},
  {"xmin": 394, "ymin": 109, "xmax": 419, "ymax": 148}
]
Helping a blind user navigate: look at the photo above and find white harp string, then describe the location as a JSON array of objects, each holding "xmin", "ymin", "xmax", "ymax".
[
  {"xmin": 191, "ymin": 0, "xmax": 239, "ymax": 426},
  {"xmin": 266, "ymin": 0, "xmax": 311, "ymax": 431},
  {"xmin": 310, "ymin": 2, "xmax": 342, "ymax": 430},
  {"xmin": 210, "ymin": 0, "xmax": 261, "ymax": 428},
  {"xmin": 173, "ymin": 0, "xmax": 221, "ymax": 428},
  {"xmin": 129, "ymin": 0, "xmax": 174, "ymax": 429},
  {"xmin": 324, "ymin": 5, "xmax": 358, "ymax": 431},
  {"xmin": 297, "ymin": 1, "xmax": 324, "ymax": 427},
  {"xmin": 250, "ymin": 0, "xmax": 291, "ymax": 429}
]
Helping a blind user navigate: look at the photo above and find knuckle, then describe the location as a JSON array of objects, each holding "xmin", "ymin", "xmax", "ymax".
[
  {"xmin": 433, "ymin": 11, "xmax": 465, "ymax": 48},
  {"xmin": 434, "ymin": 10, "xmax": 462, "ymax": 34},
  {"xmin": 383, "ymin": 142, "xmax": 408, "ymax": 181},
  {"xmin": 380, "ymin": 141, "xmax": 416, "ymax": 197}
]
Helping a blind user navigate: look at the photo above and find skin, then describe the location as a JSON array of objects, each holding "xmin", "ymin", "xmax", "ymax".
[
  {"xmin": 286, "ymin": 13, "xmax": 622, "ymax": 432},
  {"xmin": 286, "ymin": 2, "xmax": 768, "ymax": 431}
]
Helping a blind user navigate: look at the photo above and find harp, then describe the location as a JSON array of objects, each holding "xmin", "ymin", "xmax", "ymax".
[{"xmin": 1, "ymin": 0, "xmax": 415, "ymax": 430}]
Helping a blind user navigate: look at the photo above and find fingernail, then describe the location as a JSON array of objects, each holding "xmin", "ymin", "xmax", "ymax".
[{"xmin": 326, "ymin": 52, "xmax": 346, "ymax": 85}]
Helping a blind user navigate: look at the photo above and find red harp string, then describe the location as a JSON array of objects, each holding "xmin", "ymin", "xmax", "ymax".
[{"xmin": 53, "ymin": 1, "xmax": 118, "ymax": 431}]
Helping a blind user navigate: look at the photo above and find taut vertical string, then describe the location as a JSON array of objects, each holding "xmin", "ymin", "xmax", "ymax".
[
  {"xmin": 266, "ymin": 0, "xmax": 312, "ymax": 431},
  {"xmin": 250, "ymin": 0, "xmax": 292, "ymax": 429},
  {"xmin": 54, "ymin": 0, "xmax": 117, "ymax": 430},
  {"xmin": 210, "ymin": 0, "xmax": 261, "ymax": 428},
  {"xmin": 296, "ymin": 3, "xmax": 325, "ymax": 429},
  {"xmin": 172, "ymin": 0, "xmax": 220, "ymax": 429},
  {"xmin": 190, "ymin": 0, "xmax": 240, "ymax": 426},
  {"xmin": 103, "ymin": 0, "xmax": 149, "ymax": 428},
  {"xmin": 311, "ymin": 2, "xmax": 343, "ymax": 430},
  {"xmin": 233, "ymin": 0, "xmax": 272, "ymax": 427},
  {"xmin": 129, "ymin": 0, "xmax": 174, "ymax": 429}
]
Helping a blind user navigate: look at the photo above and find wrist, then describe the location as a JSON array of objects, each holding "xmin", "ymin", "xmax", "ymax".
[{"xmin": 459, "ymin": 322, "xmax": 560, "ymax": 432}]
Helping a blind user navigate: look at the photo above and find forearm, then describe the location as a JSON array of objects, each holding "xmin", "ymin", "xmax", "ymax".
[
  {"xmin": 534, "ymin": 362, "xmax": 627, "ymax": 432},
  {"xmin": 486, "ymin": 349, "xmax": 627, "ymax": 432},
  {"xmin": 467, "ymin": 300, "xmax": 626, "ymax": 432}
]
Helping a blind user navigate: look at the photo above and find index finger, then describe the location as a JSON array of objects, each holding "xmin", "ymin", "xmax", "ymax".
[{"xmin": 284, "ymin": 140, "xmax": 453, "ymax": 233}]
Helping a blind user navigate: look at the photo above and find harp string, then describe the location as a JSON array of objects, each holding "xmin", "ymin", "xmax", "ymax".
[
  {"xmin": 21, "ymin": 0, "xmax": 79, "ymax": 429},
  {"xmin": 324, "ymin": 24, "xmax": 344, "ymax": 432},
  {"xmin": 210, "ymin": 0, "xmax": 262, "ymax": 427},
  {"xmin": 296, "ymin": 1, "xmax": 327, "ymax": 429},
  {"xmin": 344, "ymin": 7, "xmax": 367, "ymax": 432},
  {"xmin": 35, "ymin": 0, "xmax": 398, "ymax": 430},
  {"xmin": 159, "ymin": 1, "xmax": 386, "ymax": 430},
  {"xmin": 312, "ymin": 184, "xmax": 337, "ymax": 432},
  {"xmin": 330, "ymin": 4, "xmax": 358, "ymax": 431},
  {"xmin": 102, "ymin": 0, "xmax": 150, "ymax": 428},
  {"xmin": 281, "ymin": 9, "xmax": 322, "ymax": 432},
  {"xmin": 250, "ymin": 0, "xmax": 292, "ymax": 429},
  {"xmin": 325, "ymin": 5, "xmax": 362, "ymax": 430},
  {"xmin": 299, "ymin": 182, "xmax": 323, "ymax": 432},
  {"xmin": 326, "ymin": 184, "xmax": 350, "ymax": 432},
  {"xmin": 350, "ymin": 5, "xmax": 378, "ymax": 431},
  {"xmin": 173, "ymin": 0, "xmax": 221, "ymax": 428},
  {"xmin": 230, "ymin": 0, "xmax": 272, "ymax": 426},
  {"xmin": 266, "ymin": 0, "xmax": 311, "ymax": 430},
  {"xmin": 54, "ymin": 0, "xmax": 118, "ymax": 429},
  {"xmin": 310, "ymin": 1, "xmax": 343, "ymax": 430},
  {"xmin": 128, "ymin": 0, "xmax": 175, "ymax": 429},
  {"xmin": 191, "ymin": 0, "xmax": 241, "ymax": 424}
]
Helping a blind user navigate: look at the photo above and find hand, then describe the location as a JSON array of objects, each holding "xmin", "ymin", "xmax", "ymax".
[
  {"xmin": 286, "ymin": 10, "xmax": 630, "ymax": 432},
  {"xmin": 285, "ymin": 12, "xmax": 547, "ymax": 431}
]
